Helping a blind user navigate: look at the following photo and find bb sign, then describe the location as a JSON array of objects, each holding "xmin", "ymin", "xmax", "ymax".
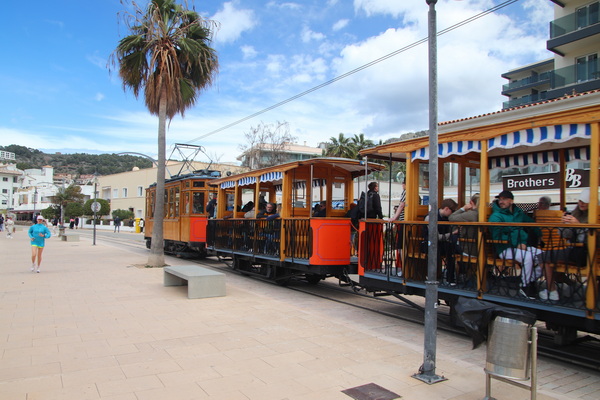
[{"xmin": 503, "ymin": 169, "xmax": 589, "ymax": 192}]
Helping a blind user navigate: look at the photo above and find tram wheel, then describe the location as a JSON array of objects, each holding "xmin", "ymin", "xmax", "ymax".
[
  {"xmin": 306, "ymin": 274, "xmax": 324, "ymax": 285},
  {"xmin": 554, "ymin": 326, "xmax": 578, "ymax": 346}
]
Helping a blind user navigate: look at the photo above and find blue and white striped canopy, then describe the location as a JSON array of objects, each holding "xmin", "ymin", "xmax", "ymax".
[
  {"xmin": 411, "ymin": 140, "xmax": 480, "ymax": 161},
  {"xmin": 411, "ymin": 124, "xmax": 591, "ymax": 164},
  {"xmin": 238, "ymin": 176, "xmax": 257, "ymax": 186},
  {"xmin": 261, "ymin": 172, "xmax": 282, "ymax": 182},
  {"xmin": 220, "ymin": 181, "xmax": 235, "ymax": 189},
  {"xmin": 488, "ymin": 124, "xmax": 591, "ymax": 150},
  {"xmin": 489, "ymin": 146, "xmax": 590, "ymax": 168}
]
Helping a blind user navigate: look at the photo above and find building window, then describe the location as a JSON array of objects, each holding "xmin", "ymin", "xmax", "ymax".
[
  {"xmin": 113, "ymin": 188, "xmax": 118, "ymax": 198},
  {"xmin": 2, "ymin": 189, "xmax": 7, "ymax": 194},
  {"xmin": 577, "ymin": 2, "xmax": 599, "ymax": 29},
  {"xmin": 1, "ymin": 200, "xmax": 6, "ymax": 205},
  {"xmin": 123, "ymin": 188, "xmax": 128, "ymax": 198},
  {"xmin": 576, "ymin": 53, "xmax": 598, "ymax": 82},
  {"xmin": 2, "ymin": 177, "xmax": 7, "ymax": 182},
  {"xmin": 137, "ymin": 186, "xmax": 143, "ymax": 197}
]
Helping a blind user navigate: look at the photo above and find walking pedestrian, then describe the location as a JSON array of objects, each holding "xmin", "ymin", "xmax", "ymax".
[
  {"xmin": 28, "ymin": 215, "xmax": 51, "ymax": 273},
  {"xmin": 5, "ymin": 216, "xmax": 15, "ymax": 239}
]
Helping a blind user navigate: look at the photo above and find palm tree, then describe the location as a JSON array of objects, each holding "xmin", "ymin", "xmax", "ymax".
[
  {"xmin": 112, "ymin": 0, "xmax": 218, "ymax": 267},
  {"xmin": 323, "ymin": 133, "xmax": 355, "ymax": 158},
  {"xmin": 351, "ymin": 133, "xmax": 375, "ymax": 156}
]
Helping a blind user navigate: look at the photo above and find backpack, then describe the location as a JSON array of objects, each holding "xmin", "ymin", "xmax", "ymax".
[{"xmin": 356, "ymin": 191, "xmax": 375, "ymax": 217}]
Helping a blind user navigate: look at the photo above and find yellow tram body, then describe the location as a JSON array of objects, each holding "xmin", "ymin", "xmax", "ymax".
[
  {"xmin": 145, "ymin": 171, "xmax": 220, "ymax": 255},
  {"xmin": 207, "ymin": 158, "xmax": 384, "ymax": 282}
]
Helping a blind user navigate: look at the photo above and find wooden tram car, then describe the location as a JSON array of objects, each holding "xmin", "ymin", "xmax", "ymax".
[
  {"xmin": 357, "ymin": 90, "xmax": 600, "ymax": 341},
  {"xmin": 145, "ymin": 170, "xmax": 221, "ymax": 256},
  {"xmin": 206, "ymin": 158, "xmax": 384, "ymax": 284}
]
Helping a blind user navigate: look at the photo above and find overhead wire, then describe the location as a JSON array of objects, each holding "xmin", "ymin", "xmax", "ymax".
[{"xmin": 188, "ymin": 0, "xmax": 521, "ymax": 143}]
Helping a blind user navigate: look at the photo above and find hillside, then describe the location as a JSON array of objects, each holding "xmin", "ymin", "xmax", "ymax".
[{"xmin": 0, "ymin": 144, "xmax": 153, "ymax": 176}]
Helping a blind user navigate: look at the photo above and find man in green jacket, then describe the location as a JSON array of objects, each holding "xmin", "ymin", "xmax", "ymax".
[{"xmin": 488, "ymin": 190, "xmax": 542, "ymax": 297}]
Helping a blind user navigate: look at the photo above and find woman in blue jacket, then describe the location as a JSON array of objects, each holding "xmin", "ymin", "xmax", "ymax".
[{"xmin": 28, "ymin": 215, "xmax": 51, "ymax": 273}]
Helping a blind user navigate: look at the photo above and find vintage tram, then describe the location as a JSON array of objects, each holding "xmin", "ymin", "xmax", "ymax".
[
  {"xmin": 145, "ymin": 169, "xmax": 221, "ymax": 257},
  {"xmin": 357, "ymin": 90, "xmax": 600, "ymax": 341},
  {"xmin": 205, "ymin": 158, "xmax": 384, "ymax": 284}
]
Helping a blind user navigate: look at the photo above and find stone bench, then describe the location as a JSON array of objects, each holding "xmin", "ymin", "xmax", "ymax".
[
  {"xmin": 61, "ymin": 234, "xmax": 80, "ymax": 242},
  {"xmin": 164, "ymin": 265, "xmax": 226, "ymax": 299}
]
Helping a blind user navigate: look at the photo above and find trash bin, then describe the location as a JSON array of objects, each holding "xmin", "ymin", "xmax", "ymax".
[
  {"xmin": 58, "ymin": 225, "xmax": 66, "ymax": 237},
  {"xmin": 135, "ymin": 218, "xmax": 141, "ymax": 233},
  {"xmin": 455, "ymin": 297, "xmax": 536, "ymax": 380},
  {"xmin": 485, "ymin": 315, "xmax": 532, "ymax": 380}
]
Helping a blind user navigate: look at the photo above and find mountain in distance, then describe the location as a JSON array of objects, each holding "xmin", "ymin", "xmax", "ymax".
[{"xmin": 0, "ymin": 144, "xmax": 153, "ymax": 176}]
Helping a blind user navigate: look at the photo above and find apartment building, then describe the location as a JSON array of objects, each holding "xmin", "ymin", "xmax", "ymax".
[
  {"xmin": 502, "ymin": 0, "xmax": 599, "ymax": 108},
  {"xmin": 98, "ymin": 161, "xmax": 247, "ymax": 219}
]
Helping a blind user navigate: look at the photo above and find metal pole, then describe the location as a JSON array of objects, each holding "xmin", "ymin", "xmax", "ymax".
[
  {"xmin": 414, "ymin": 0, "xmax": 445, "ymax": 384},
  {"xmin": 93, "ymin": 181, "xmax": 97, "ymax": 246}
]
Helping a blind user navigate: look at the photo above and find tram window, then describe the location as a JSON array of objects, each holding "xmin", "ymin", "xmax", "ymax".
[
  {"xmin": 183, "ymin": 192, "xmax": 190, "ymax": 214},
  {"xmin": 174, "ymin": 188, "xmax": 180, "ymax": 217},
  {"xmin": 147, "ymin": 191, "xmax": 155, "ymax": 218},
  {"xmin": 192, "ymin": 192, "xmax": 205, "ymax": 214},
  {"xmin": 193, "ymin": 181, "xmax": 205, "ymax": 188},
  {"xmin": 293, "ymin": 180, "xmax": 307, "ymax": 208}
]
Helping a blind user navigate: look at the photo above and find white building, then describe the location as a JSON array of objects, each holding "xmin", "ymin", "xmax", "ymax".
[{"xmin": 502, "ymin": 0, "xmax": 600, "ymax": 108}]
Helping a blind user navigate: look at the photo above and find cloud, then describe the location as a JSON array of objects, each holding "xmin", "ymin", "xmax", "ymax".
[
  {"xmin": 240, "ymin": 45, "xmax": 257, "ymax": 60},
  {"xmin": 211, "ymin": 1, "xmax": 256, "ymax": 44},
  {"xmin": 332, "ymin": 19, "xmax": 349, "ymax": 32},
  {"xmin": 266, "ymin": 1, "xmax": 302, "ymax": 11},
  {"xmin": 94, "ymin": 93, "xmax": 105, "ymax": 102},
  {"xmin": 301, "ymin": 26, "xmax": 326, "ymax": 43}
]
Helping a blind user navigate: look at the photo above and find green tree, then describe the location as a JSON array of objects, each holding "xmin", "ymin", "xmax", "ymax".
[
  {"xmin": 322, "ymin": 133, "xmax": 355, "ymax": 158},
  {"xmin": 112, "ymin": 209, "xmax": 135, "ymax": 220},
  {"xmin": 64, "ymin": 202, "xmax": 84, "ymax": 219},
  {"xmin": 112, "ymin": 0, "xmax": 219, "ymax": 267},
  {"xmin": 83, "ymin": 198, "xmax": 111, "ymax": 218},
  {"xmin": 41, "ymin": 206, "xmax": 60, "ymax": 220},
  {"xmin": 351, "ymin": 133, "xmax": 374, "ymax": 156},
  {"xmin": 50, "ymin": 185, "xmax": 85, "ymax": 224}
]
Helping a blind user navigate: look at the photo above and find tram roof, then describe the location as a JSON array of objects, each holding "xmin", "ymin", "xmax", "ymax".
[
  {"xmin": 210, "ymin": 157, "xmax": 385, "ymax": 187},
  {"xmin": 360, "ymin": 89, "xmax": 600, "ymax": 164}
]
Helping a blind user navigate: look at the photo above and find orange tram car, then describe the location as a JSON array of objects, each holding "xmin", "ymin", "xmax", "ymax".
[
  {"xmin": 145, "ymin": 169, "xmax": 220, "ymax": 257},
  {"xmin": 357, "ymin": 90, "xmax": 600, "ymax": 342},
  {"xmin": 206, "ymin": 158, "xmax": 384, "ymax": 284}
]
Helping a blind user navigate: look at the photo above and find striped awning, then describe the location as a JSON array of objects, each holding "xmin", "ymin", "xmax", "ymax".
[
  {"xmin": 312, "ymin": 178, "xmax": 326, "ymax": 187},
  {"xmin": 238, "ymin": 176, "xmax": 257, "ymax": 186},
  {"xmin": 489, "ymin": 146, "xmax": 590, "ymax": 168},
  {"xmin": 220, "ymin": 181, "xmax": 235, "ymax": 189},
  {"xmin": 261, "ymin": 172, "xmax": 282, "ymax": 182},
  {"xmin": 488, "ymin": 124, "xmax": 591, "ymax": 150},
  {"xmin": 411, "ymin": 124, "xmax": 591, "ymax": 162},
  {"xmin": 411, "ymin": 140, "xmax": 481, "ymax": 161}
]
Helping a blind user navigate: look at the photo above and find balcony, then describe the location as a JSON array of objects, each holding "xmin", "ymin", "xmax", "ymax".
[
  {"xmin": 550, "ymin": 4, "xmax": 599, "ymax": 38},
  {"xmin": 503, "ymin": 59, "xmax": 599, "ymax": 109},
  {"xmin": 548, "ymin": 3, "xmax": 600, "ymax": 55},
  {"xmin": 502, "ymin": 71, "xmax": 552, "ymax": 94}
]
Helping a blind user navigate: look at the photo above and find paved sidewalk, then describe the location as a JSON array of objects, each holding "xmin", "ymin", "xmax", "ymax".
[{"xmin": 0, "ymin": 231, "xmax": 598, "ymax": 399}]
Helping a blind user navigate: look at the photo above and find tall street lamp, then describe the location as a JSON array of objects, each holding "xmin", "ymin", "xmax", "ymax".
[
  {"xmin": 92, "ymin": 174, "xmax": 99, "ymax": 246},
  {"xmin": 413, "ymin": 0, "xmax": 446, "ymax": 385}
]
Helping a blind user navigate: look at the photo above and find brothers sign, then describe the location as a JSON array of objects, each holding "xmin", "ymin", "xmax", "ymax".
[{"xmin": 503, "ymin": 169, "xmax": 589, "ymax": 192}]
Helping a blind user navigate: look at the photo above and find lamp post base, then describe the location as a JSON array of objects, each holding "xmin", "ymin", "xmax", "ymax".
[{"xmin": 412, "ymin": 371, "xmax": 447, "ymax": 385}]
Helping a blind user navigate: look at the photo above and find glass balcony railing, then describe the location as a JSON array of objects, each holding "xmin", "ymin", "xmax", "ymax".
[
  {"xmin": 502, "ymin": 71, "xmax": 552, "ymax": 92},
  {"xmin": 504, "ymin": 60, "xmax": 599, "ymax": 109},
  {"xmin": 503, "ymin": 92, "xmax": 548, "ymax": 109},
  {"xmin": 551, "ymin": 60, "xmax": 600, "ymax": 88},
  {"xmin": 550, "ymin": 2, "xmax": 599, "ymax": 38}
]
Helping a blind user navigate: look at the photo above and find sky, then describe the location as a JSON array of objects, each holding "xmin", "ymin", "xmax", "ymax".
[{"xmin": 0, "ymin": 0, "xmax": 555, "ymax": 165}]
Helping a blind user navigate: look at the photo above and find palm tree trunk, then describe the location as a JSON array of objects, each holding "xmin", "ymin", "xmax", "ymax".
[{"xmin": 148, "ymin": 95, "xmax": 167, "ymax": 267}]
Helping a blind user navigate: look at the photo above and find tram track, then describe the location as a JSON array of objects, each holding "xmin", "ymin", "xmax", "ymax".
[
  {"xmin": 191, "ymin": 257, "xmax": 600, "ymax": 371},
  {"xmin": 89, "ymin": 234, "xmax": 600, "ymax": 371}
]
